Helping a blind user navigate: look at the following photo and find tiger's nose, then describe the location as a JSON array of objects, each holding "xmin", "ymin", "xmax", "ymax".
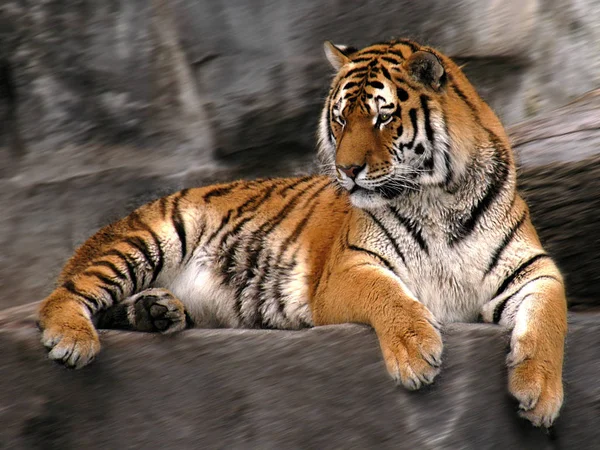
[{"xmin": 336, "ymin": 164, "xmax": 365, "ymax": 180}]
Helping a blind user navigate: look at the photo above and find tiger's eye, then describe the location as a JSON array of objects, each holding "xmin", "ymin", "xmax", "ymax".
[{"xmin": 379, "ymin": 113, "xmax": 391, "ymax": 122}]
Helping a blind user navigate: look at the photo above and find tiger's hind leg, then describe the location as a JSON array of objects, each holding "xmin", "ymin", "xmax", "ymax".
[{"xmin": 94, "ymin": 288, "xmax": 189, "ymax": 334}]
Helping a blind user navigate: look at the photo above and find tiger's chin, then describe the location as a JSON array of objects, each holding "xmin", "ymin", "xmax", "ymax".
[{"xmin": 348, "ymin": 186, "xmax": 392, "ymax": 210}]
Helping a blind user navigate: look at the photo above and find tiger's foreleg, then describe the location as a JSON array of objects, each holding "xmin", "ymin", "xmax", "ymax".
[
  {"xmin": 312, "ymin": 255, "xmax": 443, "ymax": 390},
  {"xmin": 94, "ymin": 288, "xmax": 188, "ymax": 334},
  {"xmin": 481, "ymin": 257, "xmax": 567, "ymax": 427}
]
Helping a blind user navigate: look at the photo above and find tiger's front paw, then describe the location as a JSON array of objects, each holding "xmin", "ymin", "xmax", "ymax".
[
  {"xmin": 377, "ymin": 305, "xmax": 443, "ymax": 390},
  {"xmin": 508, "ymin": 347, "xmax": 564, "ymax": 428},
  {"xmin": 40, "ymin": 301, "xmax": 100, "ymax": 369}
]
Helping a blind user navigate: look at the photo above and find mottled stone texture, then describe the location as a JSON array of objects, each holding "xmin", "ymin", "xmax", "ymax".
[{"xmin": 2, "ymin": 303, "xmax": 600, "ymax": 449}]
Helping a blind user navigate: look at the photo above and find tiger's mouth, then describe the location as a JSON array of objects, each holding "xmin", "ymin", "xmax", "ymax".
[
  {"xmin": 345, "ymin": 182, "xmax": 408, "ymax": 209},
  {"xmin": 337, "ymin": 171, "xmax": 417, "ymax": 208},
  {"xmin": 349, "ymin": 181, "xmax": 411, "ymax": 199}
]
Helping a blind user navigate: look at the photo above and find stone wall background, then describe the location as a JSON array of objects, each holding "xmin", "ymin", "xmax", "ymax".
[{"xmin": 1, "ymin": 0, "xmax": 600, "ymax": 309}]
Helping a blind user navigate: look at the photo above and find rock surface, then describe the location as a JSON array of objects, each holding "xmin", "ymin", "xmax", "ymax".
[
  {"xmin": 1, "ymin": 302, "xmax": 600, "ymax": 449},
  {"xmin": 511, "ymin": 90, "xmax": 600, "ymax": 306}
]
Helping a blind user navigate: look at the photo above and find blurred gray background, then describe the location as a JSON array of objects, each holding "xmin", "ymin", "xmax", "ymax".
[{"xmin": 1, "ymin": 0, "xmax": 600, "ymax": 309}]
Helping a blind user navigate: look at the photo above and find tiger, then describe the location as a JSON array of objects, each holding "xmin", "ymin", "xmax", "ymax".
[{"xmin": 38, "ymin": 38, "xmax": 567, "ymax": 428}]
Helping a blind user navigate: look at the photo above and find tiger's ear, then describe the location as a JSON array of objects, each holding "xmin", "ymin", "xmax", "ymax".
[
  {"xmin": 323, "ymin": 41, "xmax": 354, "ymax": 71},
  {"xmin": 404, "ymin": 51, "xmax": 446, "ymax": 90}
]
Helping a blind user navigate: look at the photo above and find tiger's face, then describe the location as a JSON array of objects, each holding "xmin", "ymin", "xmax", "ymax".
[{"xmin": 318, "ymin": 40, "xmax": 454, "ymax": 209}]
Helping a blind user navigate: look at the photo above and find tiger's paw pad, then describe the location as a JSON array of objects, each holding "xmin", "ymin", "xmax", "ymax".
[
  {"xmin": 508, "ymin": 354, "xmax": 563, "ymax": 428},
  {"xmin": 129, "ymin": 289, "xmax": 186, "ymax": 334},
  {"xmin": 379, "ymin": 314, "xmax": 443, "ymax": 390},
  {"xmin": 41, "ymin": 319, "xmax": 100, "ymax": 369}
]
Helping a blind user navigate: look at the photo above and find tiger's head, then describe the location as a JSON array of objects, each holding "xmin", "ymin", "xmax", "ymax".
[{"xmin": 318, "ymin": 39, "xmax": 512, "ymax": 209}]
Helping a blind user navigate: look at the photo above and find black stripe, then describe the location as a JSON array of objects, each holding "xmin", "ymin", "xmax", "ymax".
[
  {"xmin": 213, "ymin": 183, "xmax": 285, "ymax": 269},
  {"xmin": 357, "ymin": 49, "xmax": 386, "ymax": 56},
  {"xmin": 85, "ymin": 270, "xmax": 124, "ymax": 295},
  {"xmin": 279, "ymin": 176, "xmax": 314, "ymax": 196},
  {"xmin": 350, "ymin": 57, "xmax": 375, "ymax": 63},
  {"xmin": 388, "ymin": 49, "xmax": 407, "ymax": 59},
  {"xmin": 202, "ymin": 182, "xmax": 240, "ymax": 202},
  {"xmin": 389, "ymin": 207, "xmax": 428, "ymax": 253},
  {"xmin": 382, "ymin": 56, "xmax": 403, "ymax": 64},
  {"xmin": 404, "ymin": 108, "xmax": 418, "ymax": 150},
  {"xmin": 253, "ymin": 252, "xmax": 274, "ymax": 328},
  {"xmin": 130, "ymin": 215, "xmax": 164, "ymax": 284},
  {"xmin": 380, "ymin": 65, "xmax": 392, "ymax": 81},
  {"xmin": 484, "ymin": 211, "xmax": 528, "ymax": 276},
  {"xmin": 442, "ymin": 135, "xmax": 453, "ymax": 188},
  {"xmin": 368, "ymin": 81, "xmax": 384, "ymax": 89},
  {"xmin": 492, "ymin": 275, "xmax": 560, "ymax": 324},
  {"xmin": 266, "ymin": 179, "xmax": 324, "ymax": 233},
  {"xmin": 218, "ymin": 216, "xmax": 253, "ymax": 251},
  {"xmin": 89, "ymin": 260, "xmax": 127, "ymax": 281},
  {"xmin": 343, "ymin": 81, "xmax": 360, "ymax": 90},
  {"xmin": 451, "ymin": 84, "xmax": 478, "ymax": 115},
  {"xmin": 237, "ymin": 181, "xmax": 283, "ymax": 216},
  {"xmin": 249, "ymin": 179, "xmax": 323, "ymax": 249},
  {"xmin": 420, "ymin": 95, "xmax": 434, "ymax": 143},
  {"xmin": 396, "ymin": 87, "xmax": 409, "ymax": 102},
  {"xmin": 275, "ymin": 258, "xmax": 297, "ymax": 317},
  {"xmin": 171, "ymin": 192, "xmax": 188, "ymax": 262},
  {"xmin": 205, "ymin": 209, "xmax": 233, "ymax": 246},
  {"xmin": 348, "ymin": 244, "xmax": 395, "ymax": 273},
  {"xmin": 331, "ymin": 84, "xmax": 341, "ymax": 102},
  {"xmin": 63, "ymin": 280, "xmax": 103, "ymax": 311},
  {"xmin": 365, "ymin": 212, "xmax": 406, "ymax": 265},
  {"xmin": 216, "ymin": 214, "xmax": 255, "ymax": 284},
  {"xmin": 342, "ymin": 67, "xmax": 368, "ymax": 78},
  {"xmin": 492, "ymin": 294, "xmax": 514, "ymax": 324},
  {"xmin": 448, "ymin": 147, "xmax": 510, "ymax": 245},
  {"xmin": 99, "ymin": 285, "xmax": 118, "ymax": 306},
  {"xmin": 327, "ymin": 97, "xmax": 334, "ymax": 144},
  {"xmin": 145, "ymin": 229, "xmax": 163, "ymax": 284},
  {"xmin": 220, "ymin": 180, "xmax": 301, "ymax": 284},
  {"xmin": 493, "ymin": 253, "xmax": 550, "ymax": 298},
  {"xmin": 277, "ymin": 181, "xmax": 330, "ymax": 254},
  {"xmin": 192, "ymin": 220, "xmax": 207, "ymax": 251},
  {"xmin": 450, "ymin": 82, "xmax": 509, "ymax": 157},
  {"xmin": 124, "ymin": 236, "xmax": 155, "ymax": 270},
  {"xmin": 238, "ymin": 178, "xmax": 324, "ymax": 323},
  {"xmin": 159, "ymin": 197, "xmax": 168, "ymax": 218},
  {"xmin": 104, "ymin": 249, "xmax": 138, "ymax": 293},
  {"xmin": 393, "ymin": 104, "xmax": 403, "ymax": 119}
]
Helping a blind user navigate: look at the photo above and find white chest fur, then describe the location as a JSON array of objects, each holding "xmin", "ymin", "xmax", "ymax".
[
  {"xmin": 366, "ymin": 208, "xmax": 502, "ymax": 323},
  {"xmin": 405, "ymin": 240, "xmax": 498, "ymax": 322}
]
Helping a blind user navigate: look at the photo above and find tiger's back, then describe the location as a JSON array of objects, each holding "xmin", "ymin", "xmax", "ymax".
[{"xmin": 57, "ymin": 175, "xmax": 348, "ymax": 330}]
